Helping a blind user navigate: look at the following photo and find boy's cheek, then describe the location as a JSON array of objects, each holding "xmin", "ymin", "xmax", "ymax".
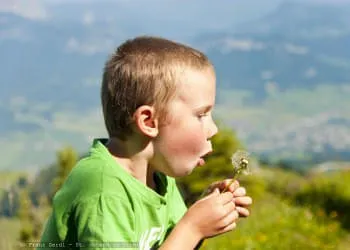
[{"xmin": 165, "ymin": 130, "xmax": 205, "ymax": 156}]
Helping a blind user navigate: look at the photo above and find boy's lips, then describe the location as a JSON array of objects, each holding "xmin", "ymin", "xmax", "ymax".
[
  {"xmin": 197, "ymin": 150, "xmax": 213, "ymax": 167},
  {"xmin": 197, "ymin": 158, "xmax": 206, "ymax": 166}
]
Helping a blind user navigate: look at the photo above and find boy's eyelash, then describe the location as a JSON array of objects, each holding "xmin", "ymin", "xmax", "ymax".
[{"xmin": 197, "ymin": 113, "xmax": 209, "ymax": 118}]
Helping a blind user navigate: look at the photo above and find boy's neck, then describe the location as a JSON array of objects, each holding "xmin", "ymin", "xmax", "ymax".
[{"xmin": 106, "ymin": 137, "xmax": 158, "ymax": 191}]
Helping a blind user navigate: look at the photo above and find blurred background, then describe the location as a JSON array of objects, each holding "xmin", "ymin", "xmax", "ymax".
[{"xmin": 0, "ymin": 0, "xmax": 350, "ymax": 249}]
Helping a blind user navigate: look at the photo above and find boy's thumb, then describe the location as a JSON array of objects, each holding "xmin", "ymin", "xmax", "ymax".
[
  {"xmin": 201, "ymin": 188, "xmax": 220, "ymax": 200},
  {"xmin": 212, "ymin": 188, "xmax": 220, "ymax": 195}
]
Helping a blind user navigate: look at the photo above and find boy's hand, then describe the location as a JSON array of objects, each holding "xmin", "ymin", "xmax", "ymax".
[
  {"xmin": 202, "ymin": 179, "xmax": 252, "ymax": 217},
  {"xmin": 181, "ymin": 189, "xmax": 239, "ymax": 240}
]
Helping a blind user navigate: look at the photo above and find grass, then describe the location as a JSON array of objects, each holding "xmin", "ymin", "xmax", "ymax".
[
  {"xmin": 0, "ymin": 217, "xmax": 21, "ymax": 250},
  {"xmin": 201, "ymin": 193, "xmax": 347, "ymax": 250},
  {"xmin": 0, "ymin": 171, "xmax": 27, "ymax": 249}
]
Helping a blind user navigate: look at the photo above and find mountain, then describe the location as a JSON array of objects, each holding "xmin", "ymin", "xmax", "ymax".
[
  {"xmin": 193, "ymin": 2, "xmax": 350, "ymax": 162},
  {"xmin": 0, "ymin": 1, "xmax": 349, "ymax": 170},
  {"xmin": 194, "ymin": 2, "xmax": 350, "ymax": 98}
]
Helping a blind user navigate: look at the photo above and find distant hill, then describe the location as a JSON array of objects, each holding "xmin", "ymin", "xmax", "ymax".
[
  {"xmin": 193, "ymin": 2, "xmax": 350, "ymax": 163},
  {"xmin": 194, "ymin": 1, "xmax": 350, "ymax": 99}
]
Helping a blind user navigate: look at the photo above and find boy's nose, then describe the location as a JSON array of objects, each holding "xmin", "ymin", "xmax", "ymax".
[{"xmin": 207, "ymin": 120, "xmax": 218, "ymax": 139}]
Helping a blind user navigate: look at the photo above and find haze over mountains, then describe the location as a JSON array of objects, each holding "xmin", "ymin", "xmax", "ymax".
[{"xmin": 1, "ymin": 0, "xmax": 350, "ymax": 170}]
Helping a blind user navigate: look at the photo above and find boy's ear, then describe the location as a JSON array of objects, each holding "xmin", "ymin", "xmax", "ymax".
[{"xmin": 133, "ymin": 105, "xmax": 159, "ymax": 138}]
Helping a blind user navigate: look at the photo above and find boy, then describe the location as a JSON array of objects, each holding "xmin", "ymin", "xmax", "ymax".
[{"xmin": 39, "ymin": 36, "xmax": 252, "ymax": 249}]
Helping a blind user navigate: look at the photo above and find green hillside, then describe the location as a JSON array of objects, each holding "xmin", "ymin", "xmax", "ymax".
[
  {"xmin": 1, "ymin": 165, "xmax": 350, "ymax": 249},
  {"xmin": 2, "ymin": 127, "xmax": 350, "ymax": 249}
]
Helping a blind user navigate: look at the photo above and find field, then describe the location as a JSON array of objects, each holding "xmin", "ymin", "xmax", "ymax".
[{"xmin": 0, "ymin": 218, "xmax": 21, "ymax": 250}]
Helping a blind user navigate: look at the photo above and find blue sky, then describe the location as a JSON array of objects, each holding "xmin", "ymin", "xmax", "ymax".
[
  {"xmin": 0, "ymin": 0, "xmax": 287, "ymax": 42},
  {"xmin": 2, "ymin": 0, "xmax": 350, "ymax": 35},
  {"xmin": 0, "ymin": 0, "xmax": 293, "ymax": 22}
]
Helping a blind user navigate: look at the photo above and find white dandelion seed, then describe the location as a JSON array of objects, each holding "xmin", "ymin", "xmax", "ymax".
[{"xmin": 222, "ymin": 150, "xmax": 250, "ymax": 193}]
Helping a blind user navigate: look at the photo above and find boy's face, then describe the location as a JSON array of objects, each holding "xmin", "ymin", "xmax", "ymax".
[{"xmin": 152, "ymin": 67, "xmax": 218, "ymax": 177}]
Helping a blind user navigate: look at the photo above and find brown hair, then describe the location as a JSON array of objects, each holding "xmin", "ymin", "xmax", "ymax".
[{"xmin": 101, "ymin": 36, "xmax": 213, "ymax": 140}]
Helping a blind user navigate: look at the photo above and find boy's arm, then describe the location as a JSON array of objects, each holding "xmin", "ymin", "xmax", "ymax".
[
  {"xmin": 162, "ymin": 188, "xmax": 241, "ymax": 249},
  {"xmin": 74, "ymin": 194, "xmax": 137, "ymax": 249},
  {"xmin": 162, "ymin": 179, "xmax": 204, "ymax": 249},
  {"xmin": 160, "ymin": 218, "xmax": 202, "ymax": 250}
]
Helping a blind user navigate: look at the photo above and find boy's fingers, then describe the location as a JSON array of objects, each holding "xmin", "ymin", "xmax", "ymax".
[
  {"xmin": 209, "ymin": 188, "xmax": 220, "ymax": 196},
  {"xmin": 220, "ymin": 222, "xmax": 237, "ymax": 234},
  {"xmin": 223, "ymin": 199, "xmax": 236, "ymax": 215},
  {"xmin": 234, "ymin": 196, "xmax": 253, "ymax": 206},
  {"xmin": 222, "ymin": 179, "xmax": 239, "ymax": 192},
  {"xmin": 220, "ymin": 192, "xmax": 234, "ymax": 205},
  {"xmin": 236, "ymin": 206, "xmax": 250, "ymax": 217},
  {"xmin": 220, "ymin": 208, "xmax": 239, "ymax": 227},
  {"xmin": 201, "ymin": 188, "xmax": 219, "ymax": 201},
  {"xmin": 233, "ymin": 187, "xmax": 246, "ymax": 197},
  {"xmin": 204, "ymin": 182, "xmax": 220, "ymax": 195}
]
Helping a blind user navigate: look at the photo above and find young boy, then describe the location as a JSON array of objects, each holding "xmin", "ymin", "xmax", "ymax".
[{"xmin": 39, "ymin": 36, "xmax": 252, "ymax": 249}]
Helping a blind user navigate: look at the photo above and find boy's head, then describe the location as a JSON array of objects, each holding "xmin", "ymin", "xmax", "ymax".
[
  {"xmin": 101, "ymin": 36, "xmax": 218, "ymax": 176},
  {"xmin": 101, "ymin": 36, "xmax": 213, "ymax": 140}
]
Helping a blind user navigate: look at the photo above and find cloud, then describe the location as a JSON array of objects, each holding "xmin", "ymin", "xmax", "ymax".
[
  {"xmin": 82, "ymin": 77, "xmax": 100, "ymax": 87},
  {"xmin": 8, "ymin": 96, "xmax": 106, "ymax": 140},
  {"xmin": 0, "ymin": 27, "xmax": 31, "ymax": 41},
  {"xmin": 261, "ymin": 70, "xmax": 274, "ymax": 80},
  {"xmin": 295, "ymin": 0, "xmax": 350, "ymax": 4},
  {"xmin": 1, "ymin": 96, "xmax": 107, "ymax": 169},
  {"xmin": 305, "ymin": 67, "xmax": 317, "ymax": 78},
  {"xmin": 318, "ymin": 55, "xmax": 350, "ymax": 69},
  {"xmin": 9, "ymin": 95, "xmax": 27, "ymax": 109},
  {"xmin": 82, "ymin": 10, "xmax": 95, "ymax": 25},
  {"xmin": 200, "ymin": 38, "xmax": 266, "ymax": 53},
  {"xmin": 264, "ymin": 81, "xmax": 279, "ymax": 96},
  {"xmin": 0, "ymin": 130, "xmax": 72, "ymax": 170},
  {"xmin": 0, "ymin": 0, "xmax": 48, "ymax": 20},
  {"xmin": 8, "ymin": 96, "xmax": 52, "ymax": 130},
  {"xmin": 284, "ymin": 43, "xmax": 308, "ymax": 55},
  {"xmin": 52, "ymin": 108, "xmax": 106, "ymax": 138},
  {"xmin": 222, "ymin": 39, "xmax": 266, "ymax": 52},
  {"xmin": 65, "ymin": 37, "xmax": 115, "ymax": 55},
  {"xmin": 44, "ymin": 0, "xmax": 129, "ymax": 4}
]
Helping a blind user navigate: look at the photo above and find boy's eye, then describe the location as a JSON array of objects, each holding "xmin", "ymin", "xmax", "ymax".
[{"xmin": 197, "ymin": 113, "xmax": 208, "ymax": 120}]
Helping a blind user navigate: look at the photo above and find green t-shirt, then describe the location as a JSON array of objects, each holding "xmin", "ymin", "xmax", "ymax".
[{"xmin": 39, "ymin": 139, "xmax": 187, "ymax": 249}]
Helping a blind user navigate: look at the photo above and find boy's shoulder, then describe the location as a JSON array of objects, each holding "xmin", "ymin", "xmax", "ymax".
[{"xmin": 53, "ymin": 140, "xmax": 129, "ymax": 205}]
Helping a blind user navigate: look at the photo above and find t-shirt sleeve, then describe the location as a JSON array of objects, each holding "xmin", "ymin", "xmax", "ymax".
[{"xmin": 74, "ymin": 194, "xmax": 137, "ymax": 249}]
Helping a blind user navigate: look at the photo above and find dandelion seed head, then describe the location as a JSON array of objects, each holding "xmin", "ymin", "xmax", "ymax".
[{"xmin": 231, "ymin": 150, "xmax": 251, "ymax": 177}]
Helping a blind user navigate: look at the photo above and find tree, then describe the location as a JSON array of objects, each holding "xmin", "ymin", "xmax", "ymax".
[
  {"xmin": 16, "ymin": 146, "xmax": 78, "ymax": 246},
  {"xmin": 52, "ymin": 146, "xmax": 78, "ymax": 196},
  {"xmin": 17, "ymin": 189, "xmax": 42, "ymax": 243}
]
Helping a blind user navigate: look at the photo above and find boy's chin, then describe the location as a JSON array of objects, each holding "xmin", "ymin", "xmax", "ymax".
[{"xmin": 166, "ymin": 163, "xmax": 196, "ymax": 178}]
